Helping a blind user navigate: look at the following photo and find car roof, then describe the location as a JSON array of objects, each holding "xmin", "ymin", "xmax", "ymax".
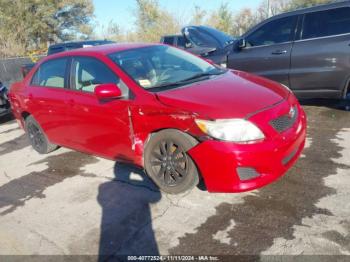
[
  {"xmin": 243, "ymin": 0, "xmax": 350, "ymax": 36},
  {"xmin": 43, "ymin": 43, "xmax": 162, "ymax": 60},
  {"xmin": 48, "ymin": 39, "xmax": 114, "ymax": 48},
  {"xmin": 273, "ymin": 0, "xmax": 349, "ymax": 18}
]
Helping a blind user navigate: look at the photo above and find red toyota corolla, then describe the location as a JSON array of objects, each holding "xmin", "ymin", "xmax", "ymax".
[{"xmin": 9, "ymin": 43, "xmax": 306, "ymax": 194}]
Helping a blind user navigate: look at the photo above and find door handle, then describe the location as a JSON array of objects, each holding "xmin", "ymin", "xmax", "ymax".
[{"xmin": 271, "ymin": 50, "xmax": 287, "ymax": 55}]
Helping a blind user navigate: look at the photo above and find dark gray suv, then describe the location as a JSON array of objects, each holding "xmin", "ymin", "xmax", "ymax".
[{"xmin": 228, "ymin": 1, "xmax": 350, "ymax": 100}]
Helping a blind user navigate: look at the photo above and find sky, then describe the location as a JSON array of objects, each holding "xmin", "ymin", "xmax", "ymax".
[{"xmin": 92, "ymin": 0, "xmax": 261, "ymax": 34}]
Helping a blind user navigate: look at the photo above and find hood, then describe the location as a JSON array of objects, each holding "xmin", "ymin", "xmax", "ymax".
[
  {"xmin": 182, "ymin": 25, "xmax": 235, "ymax": 49},
  {"xmin": 156, "ymin": 70, "xmax": 290, "ymax": 119}
]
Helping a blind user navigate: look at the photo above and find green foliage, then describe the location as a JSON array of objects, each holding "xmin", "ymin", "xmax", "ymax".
[
  {"xmin": 207, "ymin": 2, "xmax": 233, "ymax": 34},
  {"xmin": 204, "ymin": 0, "xmax": 336, "ymax": 36},
  {"xmin": 284, "ymin": 0, "xmax": 335, "ymax": 11},
  {"xmin": 191, "ymin": 6, "xmax": 207, "ymax": 25},
  {"xmin": 0, "ymin": 0, "xmax": 94, "ymax": 57},
  {"xmin": 0, "ymin": 0, "xmax": 338, "ymax": 57},
  {"xmin": 134, "ymin": 0, "xmax": 180, "ymax": 42}
]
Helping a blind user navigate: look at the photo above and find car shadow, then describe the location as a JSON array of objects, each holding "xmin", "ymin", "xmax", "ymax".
[
  {"xmin": 0, "ymin": 113, "xmax": 14, "ymax": 125},
  {"xmin": 97, "ymin": 162, "xmax": 161, "ymax": 261},
  {"xmin": 299, "ymin": 98, "xmax": 350, "ymax": 111}
]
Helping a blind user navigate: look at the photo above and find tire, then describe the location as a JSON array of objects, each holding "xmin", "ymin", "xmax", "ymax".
[
  {"xmin": 345, "ymin": 91, "xmax": 350, "ymax": 111},
  {"xmin": 25, "ymin": 115, "xmax": 58, "ymax": 154},
  {"xmin": 144, "ymin": 129, "xmax": 200, "ymax": 194}
]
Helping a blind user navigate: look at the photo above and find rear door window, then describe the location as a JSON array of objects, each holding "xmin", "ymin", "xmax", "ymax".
[
  {"xmin": 302, "ymin": 7, "xmax": 350, "ymax": 39},
  {"xmin": 31, "ymin": 58, "xmax": 68, "ymax": 88},
  {"xmin": 246, "ymin": 15, "xmax": 298, "ymax": 47}
]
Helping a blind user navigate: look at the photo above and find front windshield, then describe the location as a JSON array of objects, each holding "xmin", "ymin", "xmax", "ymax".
[{"xmin": 108, "ymin": 45, "xmax": 226, "ymax": 91}]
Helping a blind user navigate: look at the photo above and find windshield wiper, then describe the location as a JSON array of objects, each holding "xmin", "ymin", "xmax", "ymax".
[
  {"xmin": 150, "ymin": 82, "xmax": 185, "ymax": 90},
  {"xmin": 179, "ymin": 71, "xmax": 220, "ymax": 82},
  {"xmin": 150, "ymin": 70, "xmax": 226, "ymax": 90}
]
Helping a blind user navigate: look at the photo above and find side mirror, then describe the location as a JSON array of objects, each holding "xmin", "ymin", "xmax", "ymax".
[
  {"xmin": 94, "ymin": 83, "xmax": 123, "ymax": 100},
  {"xmin": 238, "ymin": 38, "xmax": 247, "ymax": 49}
]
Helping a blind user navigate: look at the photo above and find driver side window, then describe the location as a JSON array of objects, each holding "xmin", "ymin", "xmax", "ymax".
[
  {"xmin": 70, "ymin": 57, "xmax": 121, "ymax": 93},
  {"xmin": 246, "ymin": 15, "xmax": 298, "ymax": 47}
]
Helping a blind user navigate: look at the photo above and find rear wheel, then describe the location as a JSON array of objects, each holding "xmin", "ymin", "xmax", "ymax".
[
  {"xmin": 25, "ymin": 115, "xmax": 58, "ymax": 154},
  {"xmin": 144, "ymin": 129, "xmax": 199, "ymax": 194}
]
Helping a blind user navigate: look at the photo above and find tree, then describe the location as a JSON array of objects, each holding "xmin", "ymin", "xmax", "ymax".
[
  {"xmin": 230, "ymin": 8, "xmax": 256, "ymax": 36},
  {"xmin": 225, "ymin": 0, "xmax": 335, "ymax": 36},
  {"xmin": 100, "ymin": 20, "xmax": 122, "ymax": 41},
  {"xmin": 191, "ymin": 6, "xmax": 207, "ymax": 25},
  {"xmin": 0, "ymin": 34, "xmax": 26, "ymax": 58},
  {"xmin": 207, "ymin": 2, "xmax": 233, "ymax": 34},
  {"xmin": 0, "ymin": 0, "xmax": 94, "ymax": 57},
  {"xmin": 134, "ymin": 0, "xmax": 180, "ymax": 42},
  {"xmin": 284, "ymin": 0, "xmax": 335, "ymax": 11}
]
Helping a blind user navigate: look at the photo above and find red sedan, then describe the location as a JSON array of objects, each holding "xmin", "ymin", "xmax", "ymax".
[{"xmin": 9, "ymin": 43, "xmax": 306, "ymax": 194}]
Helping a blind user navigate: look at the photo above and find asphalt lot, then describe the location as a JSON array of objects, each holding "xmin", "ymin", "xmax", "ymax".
[{"xmin": 0, "ymin": 103, "xmax": 350, "ymax": 259}]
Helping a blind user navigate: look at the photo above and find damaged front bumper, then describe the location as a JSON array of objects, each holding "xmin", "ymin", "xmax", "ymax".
[{"xmin": 188, "ymin": 102, "xmax": 307, "ymax": 193}]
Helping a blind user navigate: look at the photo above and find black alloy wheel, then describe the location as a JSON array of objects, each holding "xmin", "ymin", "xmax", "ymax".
[
  {"xmin": 144, "ymin": 129, "xmax": 200, "ymax": 194},
  {"xmin": 25, "ymin": 115, "xmax": 58, "ymax": 154},
  {"xmin": 150, "ymin": 140, "xmax": 189, "ymax": 187},
  {"xmin": 27, "ymin": 121, "xmax": 46, "ymax": 153}
]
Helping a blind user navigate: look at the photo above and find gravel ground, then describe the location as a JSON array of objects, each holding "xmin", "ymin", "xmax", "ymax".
[{"xmin": 0, "ymin": 104, "xmax": 349, "ymax": 260}]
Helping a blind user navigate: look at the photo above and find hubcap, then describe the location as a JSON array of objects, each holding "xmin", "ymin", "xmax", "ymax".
[
  {"xmin": 27, "ymin": 123, "xmax": 45, "ymax": 151},
  {"xmin": 150, "ymin": 140, "xmax": 189, "ymax": 187}
]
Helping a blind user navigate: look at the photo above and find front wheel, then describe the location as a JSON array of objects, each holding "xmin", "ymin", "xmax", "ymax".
[{"xmin": 144, "ymin": 129, "xmax": 199, "ymax": 194}]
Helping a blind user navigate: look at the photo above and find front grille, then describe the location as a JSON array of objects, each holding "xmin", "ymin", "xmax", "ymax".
[{"xmin": 270, "ymin": 106, "xmax": 298, "ymax": 133}]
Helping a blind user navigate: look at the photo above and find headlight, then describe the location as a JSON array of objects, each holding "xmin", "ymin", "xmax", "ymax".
[{"xmin": 195, "ymin": 119, "xmax": 265, "ymax": 142}]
